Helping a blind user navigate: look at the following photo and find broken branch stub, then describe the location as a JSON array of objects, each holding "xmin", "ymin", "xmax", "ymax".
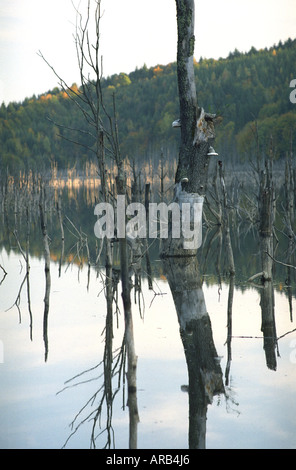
[{"xmin": 193, "ymin": 108, "xmax": 216, "ymax": 145}]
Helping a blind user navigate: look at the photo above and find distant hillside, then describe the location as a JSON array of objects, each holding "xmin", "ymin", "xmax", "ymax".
[{"xmin": 1, "ymin": 38, "xmax": 296, "ymax": 173}]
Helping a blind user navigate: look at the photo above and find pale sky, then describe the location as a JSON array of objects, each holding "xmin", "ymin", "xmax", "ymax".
[{"xmin": 0, "ymin": 0, "xmax": 296, "ymax": 105}]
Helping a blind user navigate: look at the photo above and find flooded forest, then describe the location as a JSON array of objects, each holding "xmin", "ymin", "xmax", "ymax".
[
  {"xmin": 1, "ymin": 150, "xmax": 296, "ymax": 449},
  {"xmin": 1, "ymin": 0, "xmax": 296, "ymax": 451}
]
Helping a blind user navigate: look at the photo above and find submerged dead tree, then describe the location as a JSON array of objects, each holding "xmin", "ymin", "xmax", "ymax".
[
  {"xmin": 258, "ymin": 155, "xmax": 274, "ymax": 282},
  {"xmin": 163, "ymin": 256, "xmax": 224, "ymax": 448},
  {"xmin": 162, "ymin": 0, "xmax": 224, "ymax": 448},
  {"xmin": 258, "ymin": 152, "xmax": 278, "ymax": 369},
  {"xmin": 39, "ymin": 183, "xmax": 51, "ymax": 362},
  {"xmin": 174, "ymin": 1, "xmax": 216, "ymax": 192},
  {"xmin": 40, "ymin": 0, "xmax": 139, "ymax": 447},
  {"xmin": 162, "ymin": 0, "xmax": 218, "ymax": 257},
  {"xmin": 247, "ymin": 143, "xmax": 278, "ymax": 369}
]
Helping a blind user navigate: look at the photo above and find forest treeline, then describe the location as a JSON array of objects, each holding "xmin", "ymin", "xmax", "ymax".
[{"xmin": 1, "ymin": 38, "xmax": 296, "ymax": 173}]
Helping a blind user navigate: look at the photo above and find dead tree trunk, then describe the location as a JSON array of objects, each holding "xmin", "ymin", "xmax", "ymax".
[
  {"xmin": 258, "ymin": 156, "xmax": 274, "ymax": 282},
  {"xmin": 39, "ymin": 184, "xmax": 51, "ymax": 362},
  {"xmin": 175, "ymin": 0, "xmax": 216, "ymax": 194},
  {"xmin": 56, "ymin": 192, "xmax": 64, "ymax": 278},
  {"xmin": 144, "ymin": 183, "xmax": 153, "ymax": 290},
  {"xmin": 162, "ymin": 0, "xmax": 217, "ymax": 257},
  {"xmin": 260, "ymin": 281, "xmax": 278, "ymax": 370},
  {"xmin": 116, "ymin": 174, "xmax": 139, "ymax": 449},
  {"xmin": 284, "ymin": 146, "xmax": 295, "ymax": 320},
  {"xmin": 218, "ymin": 162, "xmax": 235, "ymax": 275},
  {"xmin": 257, "ymin": 150, "xmax": 278, "ymax": 369},
  {"xmin": 162, "ymin": 256, "xmax": 224, "ymax": 448},
  {"xmin": 160, "ymin": 3, "xmax": 225, "ymax": 447},
  {"xmin": 225, "ymin": 274, "xmax": 234, "ymax": 386}
]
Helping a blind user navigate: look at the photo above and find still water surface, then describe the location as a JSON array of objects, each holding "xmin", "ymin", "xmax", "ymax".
[{"xmin": 0, "ymin": 187, "xmax": 296, "ymax": 449}]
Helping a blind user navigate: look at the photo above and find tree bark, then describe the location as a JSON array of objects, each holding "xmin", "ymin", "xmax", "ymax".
[
  {"xmin": 162, "ymin": 256, "xmax": 224, "ymax": 448},
  {"xmin": 175, "ymin": 0, "xmax": 216, "ymax": 195},
  {"xmin": 116, "ymin": 175, "xmax": 139, "ymax": 449},
  {"xmin": 258, "ymin": 157, "xmax": 274, "ymax": 281},
  {"xmin": 39, "ymin": 184, "xmax": 51, "ymax": 362},
  {"xmin": 161, "ymin": 1, "xmax": 216, "ymax": 258},
  {"xmin": 258, "ymin": 155, "xmax": 278, "ymax": 370},
  {"xmin": 260, "ymin": 281, "xmax": 278, "ymax": 371}
]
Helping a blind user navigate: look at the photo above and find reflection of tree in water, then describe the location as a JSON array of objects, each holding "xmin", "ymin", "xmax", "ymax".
[
  {"xmin": 56, "ymin": 240, "xmax": 226, "ymax": 449},
  {"xmin": 57, "ymin": 330, "xmax": 128, "ymax": 449},
  {"xmin": 2, "ymin": 176, "xmax": 296, "ymax": 448},
  {"xmin": 162, "ymin": 256, "xmax": 224, "ymax": 448},
  {"xmin": 56, "ymin": 236, "xmax": 142, "ymax": 449},
  {"xmin": 2, "ymin": 143, "xmax": 296, "ymax": 448},
  {"xmin": 1, "ymin": 147, "xmax": 296, "ymax": 448}
]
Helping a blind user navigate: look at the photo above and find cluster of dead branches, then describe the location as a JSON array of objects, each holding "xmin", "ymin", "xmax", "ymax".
[{"xmin": 36, "ymin": 0, "xmax": 143, "ymax": 449}]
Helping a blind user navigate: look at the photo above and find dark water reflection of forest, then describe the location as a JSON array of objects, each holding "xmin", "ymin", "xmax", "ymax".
[{"xmin": 0, "ymin": 182, "xmax": 296, "ymax": 449}]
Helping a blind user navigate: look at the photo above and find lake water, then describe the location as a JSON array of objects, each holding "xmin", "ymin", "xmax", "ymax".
[{"xmin": 0, "ymin": 184, "xmax": 296, "ymax": 449}]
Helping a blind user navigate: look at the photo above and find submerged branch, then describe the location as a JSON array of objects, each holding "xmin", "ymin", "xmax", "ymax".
[{"xmin": 265, "ymin": 251, "xmax": 296, "ymax": 270}]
